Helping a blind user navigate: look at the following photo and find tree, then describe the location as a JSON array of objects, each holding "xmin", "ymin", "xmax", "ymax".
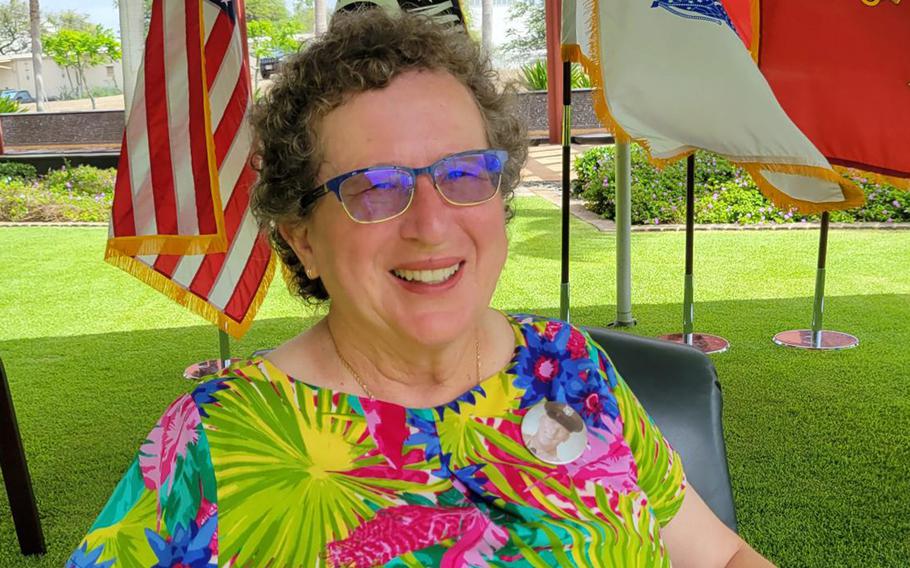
[
  {"xmin": 247, "ymin": 18, "xmax": 302, "ymax": 89},
  {"xmin": 28, "ymin": 0, "xmax": 45, "ymax": 110},
  {"xmin": 501, "ymin": 0, "xmax": 545, "ymax": 65},
  {"xmin": 245, "ymin": 0, "xmax": 288, "ymax": 23},
  {"xmin": 314, "ymin": 0, "xmax": 326, "ymax": 35},
  {"xmin": 112, "ymin": 0, "xmax": 152, "ymax": 35},
  {"xmin": 43, "ymin": 26, "xmax": 121, "ymax": 109},
  {"xmin": 481, "ymin": 0, "xmax": 492, "ymax": 56},
  {"xmin": 291, "ymin": 0, "xmax": 314, "ymax": 34},
  {"xmin": 45, "ymin": 9, "xmax": 93, "ymax": 33},
  {"xmin": 0, "ymin": 0, "xmax": 29, "ymax": 55}
]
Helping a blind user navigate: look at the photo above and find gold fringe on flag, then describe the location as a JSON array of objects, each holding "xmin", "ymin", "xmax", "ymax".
[
  {"xmin": 104, "ymin": 245, "xmax": 277, "ymax": 339},
  {"xmin": 567, "ymin": 0, "xmax": 864, "ymax": 215}
]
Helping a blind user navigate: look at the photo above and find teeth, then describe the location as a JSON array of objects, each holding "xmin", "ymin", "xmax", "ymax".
[{"xmin": 392, "ymin": 263, "xmax": 461, "ymax": 284}]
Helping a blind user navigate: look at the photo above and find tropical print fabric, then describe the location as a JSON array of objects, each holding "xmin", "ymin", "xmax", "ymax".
[{"xmin": 68, "ymin": 314, "xmax": 687, "ymax": 567}]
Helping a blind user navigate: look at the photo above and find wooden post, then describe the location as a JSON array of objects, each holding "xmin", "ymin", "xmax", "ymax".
[{"xmin": 545, "ymin": 0, "xmax": 564, "ymax": 144}]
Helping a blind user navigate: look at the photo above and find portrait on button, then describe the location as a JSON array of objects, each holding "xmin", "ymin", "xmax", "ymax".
[{"xmin": 521, "ymin": 401, "xmax": 587, "ymax": 464}]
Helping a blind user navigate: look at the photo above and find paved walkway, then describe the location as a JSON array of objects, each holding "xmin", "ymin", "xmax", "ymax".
[{"xmin": 521, "ymin": 144, "xmax": 582, "ymax": 183}]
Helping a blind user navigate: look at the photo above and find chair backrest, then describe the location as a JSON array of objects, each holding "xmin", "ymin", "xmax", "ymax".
[{"xmin": 583, "ymin": 327, "xmax": 738, "ymax": 533}]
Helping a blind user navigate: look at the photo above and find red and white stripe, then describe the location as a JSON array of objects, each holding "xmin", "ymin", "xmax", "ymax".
[{"xmin": 108, "ymin": 0, "xmax": 273, "ymax": 333}]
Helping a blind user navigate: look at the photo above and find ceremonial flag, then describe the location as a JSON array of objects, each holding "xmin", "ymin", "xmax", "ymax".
[
  {"xmin": 755, "ymin": 0, "xmax": 910, "ymax": 190},
  {"xmin": 335, "ymin": 0, "xmax": 467, "ymax": 25},
  {"xmin": 559, "ymin": 0, "xmax": 865, "ymax": 213},
  {"xmin": 105, "ymin": 0, "xmax": 275, "ymax": 338},
  {"xmin": 560, "ymin": 0, "xmax": 593, "ymax": 67}
]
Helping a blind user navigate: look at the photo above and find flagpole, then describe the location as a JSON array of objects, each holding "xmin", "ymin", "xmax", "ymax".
[
  {"xmin": 609, "ymin": 141, "xmax": 635, "ymax": 327},
  {"xmin": 658, "ymin": 153, "xmax": 728, "ymax": 353},
  {"xmin": 560, "ymin": 60, "xmax": 571, "ymax": 322},
  {"xmin": 183, "ymin": 329, "xmax": 237, "ymax": 380},
  {"xmin": 773, "ymin": 212, "xmax": 859, "ymax": 350},
  {"xmin": 219, "ymin": 329, "xmax": 231, "ymax": 366}
]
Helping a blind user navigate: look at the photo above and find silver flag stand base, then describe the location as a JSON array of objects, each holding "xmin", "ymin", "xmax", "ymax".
[
  {"xmin": 183, "ymin": 358, "xmax": 240, "ymax": 380},
  {"xmin": 658, "ymin": 333, "xmax": 730, "ymax": 355},
  {"xmin": 184, "ymin": 330, "xmax": 238, "ymax": 380},
  {"xmin": 772, "ymin": 329, "xmax": 859, "ymax": 351}
]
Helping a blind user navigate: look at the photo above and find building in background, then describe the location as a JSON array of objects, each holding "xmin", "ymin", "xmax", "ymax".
[{"xmin": 0, "ymin": 53, "xmax": 123, "ymax": 101}]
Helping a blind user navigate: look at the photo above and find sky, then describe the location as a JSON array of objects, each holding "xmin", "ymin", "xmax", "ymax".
[{"xmin": 37, "ymin": 0, "xmax": 334, "ymax": 35}]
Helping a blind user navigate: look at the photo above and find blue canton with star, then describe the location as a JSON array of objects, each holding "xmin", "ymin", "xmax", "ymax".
[
  {"xmin": 650, "ymin": 0, "xmax": 736, "ymax": 32},
  {"xmin": 206, "ymin": 0, "xmax": 236, "ymax": 22}
]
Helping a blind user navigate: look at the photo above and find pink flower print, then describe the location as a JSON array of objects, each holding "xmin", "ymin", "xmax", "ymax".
[
  {"xmin": 609, "ymin": 490, "xmax": 621, "ymax": 516},
  {"xmin": 442, "ymin": 511, "xmax": 509, "ymax": 568},
  {"xmin": 361, "ymin": 399, "xmax": 408, "ymax": 469},
  {"xmin": 566, "ymin": 328, "xmax": 588, "ymax": 360},
  {"xmin": 139, "ymin": 394, "xmax": 201, "ymax": 530},
  {"xmin": 325, "ymin": 505, "xmax": 505, "ymax": 568},
  {"xmin": 563, "ymin": 417, "xmax": 639, "ymax": 495},
  {"xmin": 195, "ymin": 498, "xmax": 218, "ymax": 556},
  {"xmin": 584, "ymin": 393, "xmax": 603, "ymax": 415},
  {"xmin": 533, "ymin": 356, "xmax": 560, "ymax": 383},
  {"xmin": 543, "ymin": 320, "xmax": 562, "ymax": 340}
]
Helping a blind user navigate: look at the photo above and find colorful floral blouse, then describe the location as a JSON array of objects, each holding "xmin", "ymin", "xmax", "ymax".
[{"xmin": 68, "ymin": 314, "xmax": 687, "ymax": 567}]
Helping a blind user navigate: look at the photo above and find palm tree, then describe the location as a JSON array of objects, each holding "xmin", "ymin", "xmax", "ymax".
[
  {"xmin": 481, "ymin": 0, "xmax": 493, "ymax": 56},
  {"xmin": 314, "ymin": 0, "xmax": 326, "ymax": 35},
  {"xmin": 28, "ymin": 0, "xmax": 46, "ymax": 111}
]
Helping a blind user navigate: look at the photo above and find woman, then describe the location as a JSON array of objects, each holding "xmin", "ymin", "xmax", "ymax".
[{"xmin": 68, "ymin": 10, "xmax": 774, "ymax": 568}]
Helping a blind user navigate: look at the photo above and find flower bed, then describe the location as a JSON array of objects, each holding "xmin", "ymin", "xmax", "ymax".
[
  {"xmin": 572, "ymin": 145, "xmax": 909, "ymax": 225},
  {"xmin": 0, "ymin": 162, "xmax": 115, "ymax": 222}
]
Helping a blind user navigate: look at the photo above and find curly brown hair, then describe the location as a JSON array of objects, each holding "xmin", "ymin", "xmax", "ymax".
[{"xmin": 249, "ymin": 9, "xmax": 528, "ymax": 302}]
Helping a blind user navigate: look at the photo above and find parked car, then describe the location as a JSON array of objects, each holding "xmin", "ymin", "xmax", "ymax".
[
  {"xmin": 0, "ymin": 89, "xmax": 35, "ymax": 103},
  {"xmin": 260, "ymin": 55, "xmax": 284, "ymax": 80}
]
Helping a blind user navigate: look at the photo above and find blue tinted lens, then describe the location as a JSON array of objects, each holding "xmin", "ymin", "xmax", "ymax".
[
  {"xmin": 434, "ymin": 152, "xmax": 503, "ymax": 204},
  {"xmin": 338, "ymin": 169, "xmax": 413, "ymax": 222}
]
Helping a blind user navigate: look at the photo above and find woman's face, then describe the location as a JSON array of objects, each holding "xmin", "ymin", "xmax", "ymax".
[{"xmin": 284, "ymin": 69, "xmax": 509, "ymax": 347}]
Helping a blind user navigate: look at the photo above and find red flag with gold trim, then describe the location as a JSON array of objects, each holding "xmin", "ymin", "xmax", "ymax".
[{"xmin": 754, "ymin": 0, "xmax": 910, "ymax": 189}]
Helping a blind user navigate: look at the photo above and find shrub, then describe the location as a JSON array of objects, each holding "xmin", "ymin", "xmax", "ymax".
[
  {"xmin": 88, "ymin": 85, "xmax": 123, "ymax": 98},
  {"xmin": 0, "ymin": 164, "xmax": 115, "ymax": 222},
  {"xmin": 843, "ymin": 173, "xmax": 910, "ymax": 223},
  {"xmin": 0, "ymin": 97, "xmax": 25, "ymax": 113},
  {"xmin": 520, "ymin": 59, "xmax": 548, "ymax": 91},
  {"xmin": 571, "ymin": 64, "xmax": 591, "ymax": 88},
  {"xmin": 0, "ymin": 161, "xmax": 38, "ymax": 181},
  {"xmin": 694, "ymin": 181, "xmax": 792, "ymax": 225},
  {"xmin": 0, "ymin": 177, "xmax": 111, "ymax": 222},
  {"xmin": 519, "ymin": 60, "xmax": 594, "ymax": 91},
  {"xmin": 40, "ymin": 164, "xmax": 117, "ymax": 196},
  {"xmin": 573, "ymin": 145, "xmax": 909, "ymax": 225}
]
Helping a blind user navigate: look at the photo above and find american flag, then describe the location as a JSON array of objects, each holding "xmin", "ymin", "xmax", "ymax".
[{"xmin": 106, "ymin": 0, "xmax": 275, "ymax": 338}]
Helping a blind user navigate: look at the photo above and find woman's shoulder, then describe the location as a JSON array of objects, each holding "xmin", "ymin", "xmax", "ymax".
[{"xmin": 506, "ymin": 312, "xmax": 608, "ymax": 360}]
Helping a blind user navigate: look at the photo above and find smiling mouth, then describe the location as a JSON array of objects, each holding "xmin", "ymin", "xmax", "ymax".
[{"xmin": 391, "ymin": 262, "xmax": 464, "ymax": 284}]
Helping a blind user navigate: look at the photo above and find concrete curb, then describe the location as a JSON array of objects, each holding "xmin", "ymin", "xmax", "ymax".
[{"xmin": 0, "ymin": 221, "xmax": 107, "ymax": 227}]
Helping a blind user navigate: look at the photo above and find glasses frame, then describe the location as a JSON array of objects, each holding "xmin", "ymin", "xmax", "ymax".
[{"xmin": 310, "ymin": 148, "xmax": 509, "ymax": 224}]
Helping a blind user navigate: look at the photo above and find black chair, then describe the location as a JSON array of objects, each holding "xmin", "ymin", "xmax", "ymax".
[
  {"xmin": 0, "ymin": 357, "xmax": 45, "ymax": 555},
  {"xmin": 584, "ymin": 327, "xmax": 738, "ymax": 533}
]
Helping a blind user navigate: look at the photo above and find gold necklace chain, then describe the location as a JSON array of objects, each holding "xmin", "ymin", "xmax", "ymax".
[{"xmin": 327, "ymin": 323, "xmax": 481, "ymax": 400}]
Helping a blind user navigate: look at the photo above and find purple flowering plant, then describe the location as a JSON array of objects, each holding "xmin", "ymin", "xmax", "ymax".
[{"xmin": 574, "ymin": 146, "xmax": 909, "ymax": 225}]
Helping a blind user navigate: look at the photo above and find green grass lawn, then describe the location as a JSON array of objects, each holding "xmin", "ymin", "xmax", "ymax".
[{"xmin": 1, "ymin": 196, "xmax": 909, "ymax": 567}]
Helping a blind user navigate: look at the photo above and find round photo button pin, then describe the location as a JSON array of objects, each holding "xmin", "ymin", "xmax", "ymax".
[{"xmin": 521, "ymin": 400, "xmax": 587, "ymax": 465}]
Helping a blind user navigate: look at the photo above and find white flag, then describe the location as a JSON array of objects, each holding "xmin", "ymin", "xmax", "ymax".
[{"xmin": 561, "ymin": 0, "xmax": 864, "ymax": 213}]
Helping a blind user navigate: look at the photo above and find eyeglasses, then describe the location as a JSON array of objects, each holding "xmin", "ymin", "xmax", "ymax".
[{"xmin": 310, "ymin": 149, "xmax": 509, "ymax": 223}]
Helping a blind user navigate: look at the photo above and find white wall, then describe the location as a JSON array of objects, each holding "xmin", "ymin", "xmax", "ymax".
[{"xmin": 0, "ymin": 54, "xmax": 124, "ymax": 99}]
